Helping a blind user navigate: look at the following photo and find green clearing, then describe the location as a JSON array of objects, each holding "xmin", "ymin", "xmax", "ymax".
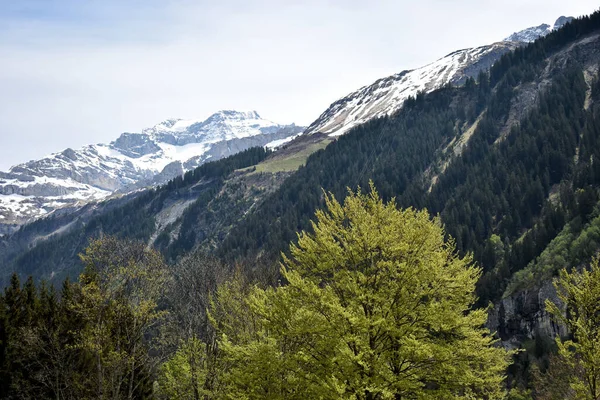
[{"xmin": 250, "ymin": 139, "xmax": 332, "ymax": 174}]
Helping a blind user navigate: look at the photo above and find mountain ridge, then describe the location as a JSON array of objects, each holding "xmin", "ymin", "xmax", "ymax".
[
  {"xmin": 303, "ymin": 16, "xmax": 574, "ymax": 138},
  {"xmin": 0, "ymin": 110, "xmax": 303, "ymax": 232},
  {"xmin": 503, "ymin": 16, "xmax": 574, "ymax": 42}
]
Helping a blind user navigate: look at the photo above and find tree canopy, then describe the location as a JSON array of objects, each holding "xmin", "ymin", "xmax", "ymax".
[{"xmin": 208, "ymin": 185, "xmax": 513, "ymax": 399}]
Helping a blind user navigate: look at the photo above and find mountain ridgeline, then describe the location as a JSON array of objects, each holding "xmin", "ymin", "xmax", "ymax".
[{"xmin": 2, "ymin": 12, "xmax": 600, "ymax": 309}]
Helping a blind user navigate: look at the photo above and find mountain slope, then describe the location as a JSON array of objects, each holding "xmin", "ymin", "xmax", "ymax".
[
  {"xmin": 0, "ymin": 111, "xmax": 303, "ymax": 231},
  {"xmin": 6, "ymin": 11, "xmax": 599, "ymax": 291},
  {"xmin": 216, "ymin": 12, "xmax": 600, "ymax": 294}
]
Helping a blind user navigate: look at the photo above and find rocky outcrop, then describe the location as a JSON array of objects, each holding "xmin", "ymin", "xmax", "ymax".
[
  {"xmin": 487, "ymin": 280, "xmax": 568, "ymax": 349},
  {"xmin": 112, "ymin": 133, "xmax": 161, "ymax": 157},
  {"xmin": 504, "ymin": 16, "xmax": 574, "ymax": 43}
]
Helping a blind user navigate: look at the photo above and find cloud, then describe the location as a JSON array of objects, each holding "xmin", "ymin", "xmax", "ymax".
[{"xmin": 0, "ymin": 0, "xmax": 597, "ymax": 170}]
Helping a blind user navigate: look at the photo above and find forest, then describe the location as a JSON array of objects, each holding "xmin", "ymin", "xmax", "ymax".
[{"xmin": 1, "ymin": 188, "xmax": 600, "ymax": 399}]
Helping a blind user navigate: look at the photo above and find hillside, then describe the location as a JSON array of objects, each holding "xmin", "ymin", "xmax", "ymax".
[{"xmin": 217, "ymin": 13, "xmax": 600, "ymax": 308}]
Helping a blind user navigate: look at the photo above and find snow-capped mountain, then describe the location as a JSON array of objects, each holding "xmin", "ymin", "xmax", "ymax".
[
  {"xmin": 304, "ymin": 16, "xmax": 574, "ymax": 137},
  {"xmin": 504, "ymin": 16, "xmax": 573, "ymax": 43},
  {"xmin": 0, "ymin": 111, "xmax": 303, "ymax": 230}
]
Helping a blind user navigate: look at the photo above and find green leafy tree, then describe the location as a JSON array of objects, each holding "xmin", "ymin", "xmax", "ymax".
[
  {"xmin": 221, "ymin": 185, "xmax": 513, "ymax": 399},
  {"xmin": 546, "ymin": 257, "xmax": 600, "ymax": 399},
  {"xmin": 158, "ymin": 337, "xmax": 209, "ymax": 400}
]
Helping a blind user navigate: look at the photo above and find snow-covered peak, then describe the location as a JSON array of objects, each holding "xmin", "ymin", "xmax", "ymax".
[
  {"xmin": 503, "ymin": 16, "xmax": 573, "ymax": 43},
  {"xmin": 139, "ymin": 110, "xmax": 277, "ymax": 145},
  {"xmin": 504, "ymin": 23, "xmax": 552, "ymax": 43},
  {"xmin": 1, "ymin": 111, "xmax": 304, "ymax": 229},
  {"xmin": 209, "ymin": 110, "xmax": 261, "ymax": 121},
  {"xmin": 145, "ymin": 118, "xmax": 201, "ymax": 134}
]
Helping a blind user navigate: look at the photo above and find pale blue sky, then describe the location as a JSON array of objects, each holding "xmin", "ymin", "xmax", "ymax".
[{"xmin": 0, "ymin": 0, "xmax": 597, "ymax": 170}]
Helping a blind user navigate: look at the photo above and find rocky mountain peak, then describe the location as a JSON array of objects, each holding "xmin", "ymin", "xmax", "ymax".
[
  {"xmin": 503, "ymin": 15, "xmax": 574, "ymax": 43},
  {"xmin": 0, "ymin": 110, "xmax": 304, "ymax": 231}
]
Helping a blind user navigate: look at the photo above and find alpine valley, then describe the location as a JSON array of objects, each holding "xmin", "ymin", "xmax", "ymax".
[
  {"xmin": 1, "ymin": 11, "xmax": 599, "ymax": 341},
  {"xmin": 3, "ymin": 8, "xmax": 600, "ymax": 398}
]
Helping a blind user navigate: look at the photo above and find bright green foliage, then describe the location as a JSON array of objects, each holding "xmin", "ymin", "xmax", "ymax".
[
  {"xmin": 158, "ymin": 337, "xmax": 208, "ymax": 399},
  {"xmin": 220, "ymin": 185, "xmax": 513, "ymax": 399},
  {"xmin": 546, "ymin": 257, "xmax": 600, "ymax": 399},
  {"xmin": 506, "ymin": 212, "xmax": 600, "ymax": 297}
]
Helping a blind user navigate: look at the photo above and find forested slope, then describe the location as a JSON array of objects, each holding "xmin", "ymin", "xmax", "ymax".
[
  {"xmin": 3, "ymin": 12, "xmax": 600, "ymax": 309},
  {"xmin": 217, "ymin": 12, "xmax": 600, "ymax": 306}
]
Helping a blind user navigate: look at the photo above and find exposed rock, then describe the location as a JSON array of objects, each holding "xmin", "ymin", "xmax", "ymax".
[{"xmin": 487, "ymin": 280, "xmax": 568, "ymax": 349}]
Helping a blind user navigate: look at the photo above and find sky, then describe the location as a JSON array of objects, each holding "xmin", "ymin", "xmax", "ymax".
[{"xmin": 0, "ymin": 0, "xmax": 597, "ymax": 170}]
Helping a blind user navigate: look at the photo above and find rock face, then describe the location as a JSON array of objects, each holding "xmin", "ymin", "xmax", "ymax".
[
  {"xmin": 487, "ymin": 281, "xmax": 568, "ymax": 349},
  {"xmin": 0, "ymin": 111, "xmax": 304, "ymax": 231},
  {"xmin": 305, "ymin": 16, "xmax": 574, "ymax": 138}
]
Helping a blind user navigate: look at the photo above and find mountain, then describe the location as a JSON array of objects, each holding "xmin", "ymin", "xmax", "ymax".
[
  {"xmin": 0, "ymin": 16, "xmax": 574, "ymax": 237},
  {"xmin": 3, "ymin": 11, "xmax": 599, "ymax": 292},
  {"xmin": 0, "ymin": 111, "xmax": 303, "ymax": 233},
  {"xmin": 304, "ymin": 16, "xmax": 574, "ymax": 138},
  {"xmin": 215, "ymin": 13, "xmax": 600, "ymax": 294}
]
